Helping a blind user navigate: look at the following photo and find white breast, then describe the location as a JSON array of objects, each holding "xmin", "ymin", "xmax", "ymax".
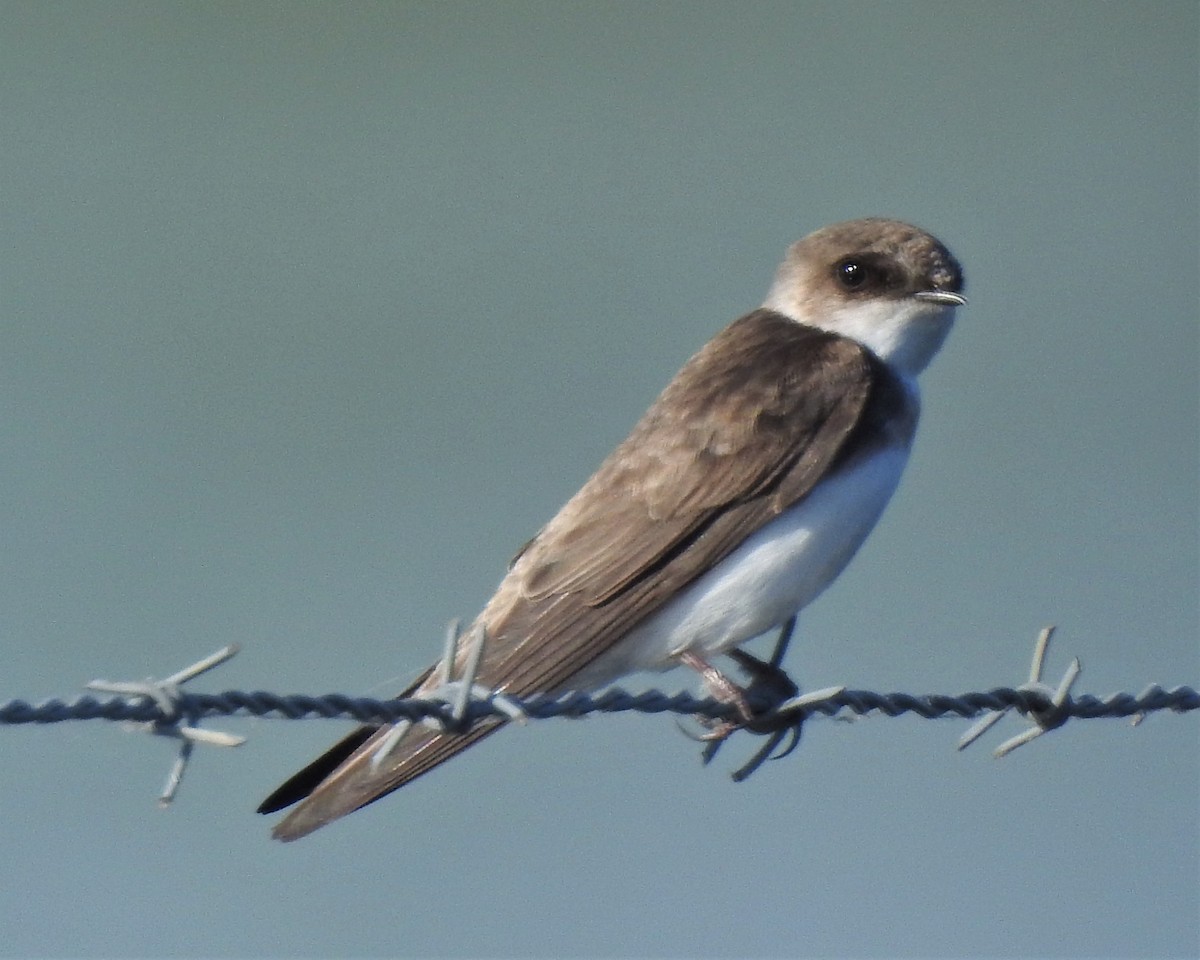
[{"xmin": 570, "ymin": 442, "xmax": 911, "ymax": 688}]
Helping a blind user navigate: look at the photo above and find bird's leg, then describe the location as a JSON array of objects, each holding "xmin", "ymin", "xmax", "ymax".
[
  {"xmin": 759, "ymin": 614, "xmax": 796, "ymax": 671},
  {"xmin": 724, "ymin": 649, "xmax": 800, "ymax": 728},
  {"xmin": 724, "ymin": 615, "xmax": 800, "ymax": 725},
  {"xmin": 677, "ymin": 618, "xmax": 803, "ymax": 749},
  {"xmin": 720, "ymin": 619, "xmax": 796, "ymax": 729},
  {"xmin": 678, "ymin": 651, "xmax": 756, "ymax": 728}
]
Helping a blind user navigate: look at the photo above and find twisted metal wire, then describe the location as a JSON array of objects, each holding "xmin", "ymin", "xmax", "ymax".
[
  {"xmin": 1, "ymin": 681, "xmax": 1195, "ymax": 728},
  {"xmin": 2, "ymin": 628, "xmax": 1194, "ymax": 801}
]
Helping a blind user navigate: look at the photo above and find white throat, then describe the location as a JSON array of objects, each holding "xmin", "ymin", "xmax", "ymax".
[{"xmin": 762, "ymin": 291, "xmax": 958, "ymax": 379}]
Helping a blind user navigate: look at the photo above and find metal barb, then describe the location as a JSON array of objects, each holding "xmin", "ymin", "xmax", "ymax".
[
  {"xmin": 451, "ymin": 624, "xmax": 488, "ymax": 725},
  {"xmin": 774, "ymin": 685, "xmax": 849, "ymax": 717},
  {"xmin": 372, "ymin": 621, "xmax": 529, "ymax": 770},
  {"xmin": 957, "ymin": 626, "xmax": 1084, "ymax": 757},
  {"xmin": 436, "ymin": 618, "xmax": 462, "ymax": 688},
  {"xmin": 993, "ymin": 654, "xmax": 1081, "ymax": 758},
  {"xmin": 85, "ymin": 645, "xmax": 244, "ymax": 806},
  {"xmin": 370, "ymin": 619, "xmax": 474, "ymax": 766},
  {"xmin": 159, "ymin": 739, "xmax": 192, "ymax": 807},
  {"xmin": 424, "ymin": 624, "xmax": 529, "ymax": 727},
  {"xmin": 369, "ymin": 720, "xmax": 412, "ymax": 772}
]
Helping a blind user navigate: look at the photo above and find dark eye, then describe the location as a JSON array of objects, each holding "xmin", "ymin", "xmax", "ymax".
[{"xmin": 835, "ymin": 258, "xmax": 870, "ymax": 291}]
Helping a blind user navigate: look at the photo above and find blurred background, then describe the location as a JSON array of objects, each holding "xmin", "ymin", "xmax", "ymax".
[{"xmin": 1, "ymin": 2, "xmax": 1195, "ymax": 957}]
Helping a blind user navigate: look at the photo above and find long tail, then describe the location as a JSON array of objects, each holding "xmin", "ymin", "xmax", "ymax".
[{"xmin": 261, "ymin": 717, "xmax": 505, "ymax": 842}]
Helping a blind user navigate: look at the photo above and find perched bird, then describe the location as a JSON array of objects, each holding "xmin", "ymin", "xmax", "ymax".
[{"xmin": 259, "ymin": 217, "xmax": 965, "ymax": 840}]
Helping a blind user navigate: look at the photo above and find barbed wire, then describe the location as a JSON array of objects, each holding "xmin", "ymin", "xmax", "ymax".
[
  {"xmin": 2, "ymin": 674, "xmax": 1194, "ymax": 728},
  {"xmin": 1, "ymin": 627, "xmax": 1195, "ymax": 803}
]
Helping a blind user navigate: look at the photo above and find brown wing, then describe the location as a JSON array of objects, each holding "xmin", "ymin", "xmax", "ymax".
[
  {"xmin": 473, "ymin": 308, "xmax": 880, "ymax": 694},
  {"xmin": 265, "ymin": 309, "xmax": 882, "ymax": 839}
]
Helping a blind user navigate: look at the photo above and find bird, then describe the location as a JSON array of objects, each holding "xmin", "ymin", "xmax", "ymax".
[{"xmin": 258, "ymin": 217, "xmax": 966, "ymax": 840}]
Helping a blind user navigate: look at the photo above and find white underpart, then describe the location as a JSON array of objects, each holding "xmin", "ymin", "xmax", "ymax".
[{"xmin": 570, "ymin": 437, "xmax": 912, "ymax": 689}]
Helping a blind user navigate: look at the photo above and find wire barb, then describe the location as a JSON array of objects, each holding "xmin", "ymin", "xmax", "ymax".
[
  {"xmin": 85, "ymin": 645, "xmax": 246, "ymax": 805},
  {"xmin": 371, "ymin": 621, "xmax": 528, "ymax": 772},
  {"xmin": 957, "ymin": 626, "xmax": 1083, "ymax": 756}
]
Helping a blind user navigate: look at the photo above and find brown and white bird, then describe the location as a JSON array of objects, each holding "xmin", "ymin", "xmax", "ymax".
[{"xmin": 259, "ymin": 217, "xmax": 966, "ymax": 840}]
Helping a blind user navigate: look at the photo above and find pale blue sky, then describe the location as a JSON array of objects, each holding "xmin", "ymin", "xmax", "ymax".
[{"xmin": 1, "ymin": 3, "xmax": 1196, "ymax": 957}]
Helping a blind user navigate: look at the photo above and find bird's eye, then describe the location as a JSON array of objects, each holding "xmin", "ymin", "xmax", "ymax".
[{"xmin": 835, "ymin": 258, "xmax": 869, "ymax": 291}]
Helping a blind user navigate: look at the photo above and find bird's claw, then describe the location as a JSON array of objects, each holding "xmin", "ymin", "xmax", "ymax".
[{"xmin": 677, "ymin": 618, "xmax": 820, "ymax": 778}]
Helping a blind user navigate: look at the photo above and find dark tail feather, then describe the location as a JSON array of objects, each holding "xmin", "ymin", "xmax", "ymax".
[
  {"xmin": 257, "ymin": 725, "xmax": 380, "ymax": 814},
  {"xmin": 268, "ymin": 718, "xmax": 505, "ymax": 841}
]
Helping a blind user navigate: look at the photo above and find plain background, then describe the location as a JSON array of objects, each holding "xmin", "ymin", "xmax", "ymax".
[{"xmin": 1, "ymin": 2, "xmax": 1196, "ymax": 957}]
